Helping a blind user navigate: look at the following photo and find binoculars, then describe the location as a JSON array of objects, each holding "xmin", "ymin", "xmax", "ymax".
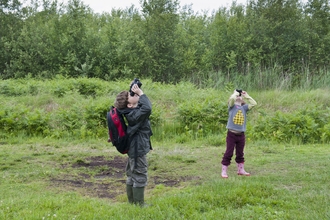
[
  {"xmin": 129, "ymin": 78, "xmax": 142, "ymax": 96},
  {"xmin": 236, "ymin": 89, "xmax": 243, "ymax": 96}
]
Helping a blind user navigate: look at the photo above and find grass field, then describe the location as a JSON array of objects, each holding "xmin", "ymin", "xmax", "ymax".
[
  {"xmin": 1, "ymin": 79, "xmax": 329, "ymax": 219},
  {"xmin": 1, "ymin": 138, "xmax": 329, "ymax": 220}
]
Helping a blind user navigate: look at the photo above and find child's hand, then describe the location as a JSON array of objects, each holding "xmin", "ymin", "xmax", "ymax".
[
  {"xmin": 233, "ymin": 90, "xmax": 240, "ymax": 96},
  {"xmin": 131, "ymin": 84, "xmax": 144, "ymax": 96},
  {"xmin": 242, "ymin": 91, "xmax": 249, "ymax": 97}
]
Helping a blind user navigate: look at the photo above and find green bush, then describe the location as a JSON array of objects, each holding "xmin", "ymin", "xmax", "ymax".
[
  {"xmin": 74, "ymin": 78, "xmax": 103, "ymax": 97},
  {"xmin": 0, "ymin": 80, "xmax": 30, "ymax": 96},
  {"xmin": 84, "ymin": 101, "xmax": 109, "ymax": 138},
  {"xmin": 177, "ymin": 94, "xmax": 227, "ymax": 137},
  {"xmin": 319, "ymin": 123, "xmax": 330, "ymax": 143},
  {"xmin": 0, "ymin": 106, "xmax": 50, "ymax": 136},
  {"xmin": 252, "ymin": 107, "xmax": 330, "ymax": 144},
  {"xmin": 1, "ymin": 78, "xmax": 329, "ymax": 144}
]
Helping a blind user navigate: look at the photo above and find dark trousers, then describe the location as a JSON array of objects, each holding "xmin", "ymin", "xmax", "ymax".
[
  {"xmin": 221, "ymin": 130, "xmax": 245, "ymax": 166},
  {"xmin": 126, "ymin": 155, "xmax": 148, "ymax": 188}
]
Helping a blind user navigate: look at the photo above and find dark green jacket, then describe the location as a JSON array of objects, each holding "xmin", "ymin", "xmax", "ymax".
[{"xmin": 121, "ymin": 94, "xmax": 152, "ymax": 158}]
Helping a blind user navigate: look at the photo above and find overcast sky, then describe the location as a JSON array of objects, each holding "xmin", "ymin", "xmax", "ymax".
[{"xmin": 74, "ymin": 0, "xmax": 248, "ymax": 14}]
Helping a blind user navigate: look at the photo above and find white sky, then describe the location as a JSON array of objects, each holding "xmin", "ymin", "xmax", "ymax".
[{"xmin": 76, "ymin": 0, "xmax": 248, "ymax": 14}]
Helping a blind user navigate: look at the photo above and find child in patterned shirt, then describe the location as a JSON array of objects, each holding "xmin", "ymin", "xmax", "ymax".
[{"xmin": 221, "ymin": 90, "xmax": 257, "ymax": 178}]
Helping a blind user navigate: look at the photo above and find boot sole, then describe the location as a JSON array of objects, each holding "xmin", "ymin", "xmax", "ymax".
[{"xmin": 237, "ymin": 173, "xmax": 250, "ymax": 176}]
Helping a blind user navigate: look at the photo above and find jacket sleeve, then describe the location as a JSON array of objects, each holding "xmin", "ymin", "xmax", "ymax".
[
  {"xmin": 133, "ymin": 94, "xmax": 152, "ymax": 121},
  {"xmin": 228, "ymin": 91, "xmax": 240, "ymax": 107},
  {"xmin": 126, "ymin": 94, "xmax": 152, "ymax": 136},
  {"xmin": 244, "ymin": 94, "xmax": 257, "ymax": 110}
]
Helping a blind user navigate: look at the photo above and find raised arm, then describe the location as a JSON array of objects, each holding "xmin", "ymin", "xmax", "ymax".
[
  {"xmin": 228, "ymin": 90, "xmax": 240, "ymax": 107},
  {"xmin": 242, "ymin": 91, "xmax": 257, "ymax": 109}
]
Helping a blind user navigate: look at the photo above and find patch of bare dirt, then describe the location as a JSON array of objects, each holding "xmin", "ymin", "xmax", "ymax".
[{"xmin": 51, "ymin": 156, "xmax": 200, "ymax": 200}]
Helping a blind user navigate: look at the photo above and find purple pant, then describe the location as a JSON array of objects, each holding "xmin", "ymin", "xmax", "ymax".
[{"xmin": 221, "ymin": 130, "xmax": 246, "ymax": 166}]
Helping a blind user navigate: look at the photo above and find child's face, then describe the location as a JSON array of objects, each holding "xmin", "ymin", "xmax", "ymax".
[
  {"xmin": 235, "ymin": 96, "xmax": 244, "ymax": 105},
  {"xmin": 127, "ymin": 93, "xmax": 140, "ymax": 108},
  {"xmin": 236, "ymin": 96, "xmax": 243, "ymax": 102}
]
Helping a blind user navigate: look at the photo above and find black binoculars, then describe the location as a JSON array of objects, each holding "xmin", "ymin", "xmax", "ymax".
[
  {"xmin": 236, "ymin": 89, "xmax": 243, "ymax": 96},
  {"xmin": 129, "ymin": 78, "xmax": 142, "ymax": 96}
]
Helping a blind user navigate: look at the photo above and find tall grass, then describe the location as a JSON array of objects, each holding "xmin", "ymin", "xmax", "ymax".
[{"xmin": 187, "ymin": 69, "xmax": 330, "ymax": 91}]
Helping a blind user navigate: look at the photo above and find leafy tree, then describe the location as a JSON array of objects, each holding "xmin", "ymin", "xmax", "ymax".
[
  {"xmin": 0, "ymin": 0, "xmax": 329, "ymax": 89},
  {"xmin": 57, "ymin": 0, "xmax": 92, "ymax": 77},
  {"xmin": 108, "ymin": 7, "xmax": 149, "ymax": 79},
  {"xmin": 175, "ymin": 7, "xmax": 211, "ymax": 81},
  {"xmin": 0, "ymin": 0, "xmax": 25, "ymax": 78},
  {"xmin": 248, "ymin": 0, "xmax": 306, "ymax": 69},
  {"xmin": 140, "ymin": 0, "xmax": 180, "ymax": 82},
  {"xmin": 304, "ymin": 0, "xmax": 330, "ymax": 70}
]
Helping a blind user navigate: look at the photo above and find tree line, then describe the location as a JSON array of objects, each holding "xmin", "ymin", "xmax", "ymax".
[{"xmin": 1, "ymin": 0, "xmax": 329, "ymax": 88}]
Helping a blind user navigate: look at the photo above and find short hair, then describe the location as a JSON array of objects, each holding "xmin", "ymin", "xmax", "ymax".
[{"xmin": 114, "ymin": 91, "xmax": 129, "ymax": 109}]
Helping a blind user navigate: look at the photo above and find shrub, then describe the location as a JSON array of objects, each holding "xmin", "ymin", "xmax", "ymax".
[
  {"xmin": 177, "ymin": 94, "xmax": 228, "ymax": 138},
  {"xmin": 0, "ymin": 106, "xmax": 50, "ymax": 136},
  {"xmin": 251, "ymin": 107, "xmax": 330, "ymax": 144}
]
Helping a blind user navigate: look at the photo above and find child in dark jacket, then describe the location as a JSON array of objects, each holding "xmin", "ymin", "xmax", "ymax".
[
  {"xmin": 114, "ymin": 83, "xmax": 152, "ymax": 206},
  {"xmin": 221, "ymin": 90, "xmax": 257, "ymax": 178}
]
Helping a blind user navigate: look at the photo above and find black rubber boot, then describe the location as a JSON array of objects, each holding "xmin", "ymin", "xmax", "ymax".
[
  {"xmin": 133, "ymin": 187, "xmax": 145, "ymax": 206},
  {"xmin": 126, "ymin": 185, "xmax": 134, "ymax": 204}
]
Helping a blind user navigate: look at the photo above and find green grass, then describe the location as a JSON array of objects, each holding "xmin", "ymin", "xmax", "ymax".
[
  {"xmin": 0, "ymin": 139, "xmax": 329, "ymax": 220},
  {"xmin": 1, "ymin": 78, "xmax": 329, "ymax": 219}
]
